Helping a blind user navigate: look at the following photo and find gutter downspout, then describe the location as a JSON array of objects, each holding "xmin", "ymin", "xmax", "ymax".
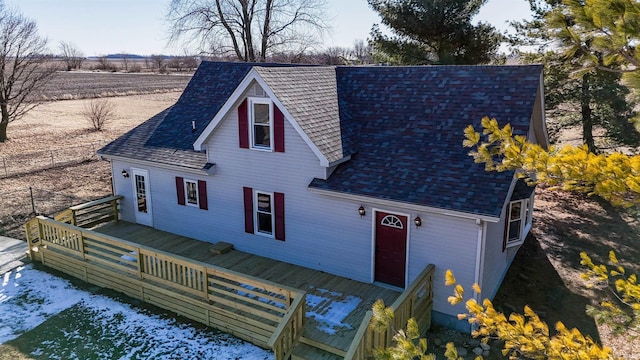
[{"xmin": 474, "ymin": 218, "xmax": 484, "ymax": 303}]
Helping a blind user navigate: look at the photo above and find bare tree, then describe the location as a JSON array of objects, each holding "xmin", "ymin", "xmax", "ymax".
[
  {"xmin": 352, "ymin": 39, "xmax": 372, "ymax": 64},
  {"xmin": 167, "ymin": 0, "xmax": 329, "ymax": 62},
  {"xmin": 167, "ymin": 57, "xmax": 184, "ymax": 72},
  {"xmin": 0, "ymin": 6, "xmax": 58, "ymax": 142},
  {"xmin": 150, "ymin": 54, "xmax": 167, "ymax": 73},
  {"xmin": 96, "ymin": 55, "xmax": 117, "ymax": 71},
  {"xmin": 121, "ymin": 52, "xmax": 129, "ymax": 71},
  {"xmin": 59, "ymin": 41, "xmax": 84, "ymax": 71},
  {"xmin": 322, "ymin": 46, "xmax": 349, "ymax": 65},
  {"xmin": 83, "ymin": 98, "xmax": 115, "ymax": 131},
  {"xmin": 181, "ymin": 54, "xmax": 199, "ymax": 70}
]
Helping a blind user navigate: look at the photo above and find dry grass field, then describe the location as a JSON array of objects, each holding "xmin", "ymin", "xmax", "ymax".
[
  {"xmin": 1, "ymin": 72, "xmax": 639, "ymax": 358},
  {"xmin": 35, "ymin": 71, "xmax": 191, "ymax": 101},
  {"xmin": 0, "ymin": 91, "xmax": 182, "ymax": 238}
]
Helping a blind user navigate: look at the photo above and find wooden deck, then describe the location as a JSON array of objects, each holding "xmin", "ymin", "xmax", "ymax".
[
  {"xmin": 25, "ymin": 196, "xmax": 434, "ymax": 360},
  {"xmin": 94, "ymin": 221, "xmax": 400, "ymax": 355}
]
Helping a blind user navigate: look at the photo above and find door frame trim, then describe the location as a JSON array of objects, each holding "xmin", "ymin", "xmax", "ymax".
[
  {"xmin": 370, "ymin": 207, "xmax": 411, "ymax": 288},
  {"xmin": 131, "ymin": 167, "xmax": 153, "ymax": 227}
]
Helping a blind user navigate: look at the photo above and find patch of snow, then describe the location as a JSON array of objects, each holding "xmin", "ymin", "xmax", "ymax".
[
  {"xmin": 119, "ymin": 251, "xmax": 137, "ymax": 262},
  {"xmin": 305, "ymin": 288, "xmax": 361, "ymax": 335},
  {"xmin": 0, "ymin": 264, "xmax": 272, "ymax": 359},
  {"xmin": 237, "ymin": 283, "xmax": 286, "ymax": 309},
  {"xmin": 0, "ymin": 265, "xmax": 93, "ymax": 343}
]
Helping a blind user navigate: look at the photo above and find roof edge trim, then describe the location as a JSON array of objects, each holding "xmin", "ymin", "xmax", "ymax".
[
  {"xmin": 99, "ymin": 154, "xmax": 212, "ymax": 176},
  {"xmin": 307, "ymin": 186, "xmax": 500, "ymax": 222}
]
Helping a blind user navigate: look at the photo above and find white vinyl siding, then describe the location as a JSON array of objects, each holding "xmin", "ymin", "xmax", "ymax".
[{"xmin": 110, "ymin": 90, "xmax": 492, "ymax": 321}]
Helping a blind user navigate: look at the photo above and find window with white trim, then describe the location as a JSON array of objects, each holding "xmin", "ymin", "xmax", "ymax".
[
  {"xmin": 185, "ymin": 179, "xmax": 198, "ymax": 207},
  {"xmin": 505, "ymin": 196, "xmax": 534, "ymax": 248},
  {"xmin": 249, "ymin": 97, "xmax": 273, "ymax": 150},
  {"xmin": 255, "ymin": 191, "xmax": 274, "ymax": 236}
]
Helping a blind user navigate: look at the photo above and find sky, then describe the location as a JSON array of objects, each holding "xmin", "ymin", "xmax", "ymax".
[{"xmin": 5, "ymin": 0, "xmax": 533, "ymax": 57}]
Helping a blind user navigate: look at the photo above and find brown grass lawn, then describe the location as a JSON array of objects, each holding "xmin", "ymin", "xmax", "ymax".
[
  {"xmin": 1, "ymin": 90, "xmax": 639, "ymax": 358},
  {"xmin": 0, "ymin": 92, "xmax": 180, "ymax": 238}
]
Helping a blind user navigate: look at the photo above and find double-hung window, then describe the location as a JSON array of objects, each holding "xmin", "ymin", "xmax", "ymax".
[
  {"xmin": 255, "ymin": 191, "xmax": 274, "ymax": 235},
  {"xmin": 185, "ymin": 179, "xmax": 198, "ymax": 207},
  {"xmin": 504, "ymin": 197, "xmax": 533, "ymax": 249},
  {"xmin": 243, "ymin": 187, "xmax": 285, "ymax": 240},
  {"xmin": 249, "ymin": 97, "xmax": 273, "ymax": 150},
  {"xmin": 175, "ymin": 177, "xmax": 208, "ymax": 210}
]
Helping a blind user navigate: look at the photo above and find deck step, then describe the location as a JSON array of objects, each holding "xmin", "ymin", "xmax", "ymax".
[{"xmin": 291, "ymin": 343, "xmax": 343, "ymax": 360}]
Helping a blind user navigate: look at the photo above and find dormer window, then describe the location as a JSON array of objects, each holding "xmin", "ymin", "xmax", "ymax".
[{"xmin": 249, "ymin": 97, "xmax": 273, "ymax": 150}]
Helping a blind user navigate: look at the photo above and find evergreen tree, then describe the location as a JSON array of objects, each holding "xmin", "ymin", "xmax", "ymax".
[
  {"xmin": 367, "ymin": 0, "xmax": 502, "ymax": 65},
  {"xmin": 514, "ymin": 0, "xmax": 640, "ymax": 152}
]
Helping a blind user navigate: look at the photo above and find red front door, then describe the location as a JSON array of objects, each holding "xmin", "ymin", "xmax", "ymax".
[{"xmin": 374, "ymin": 211, "xmax": 408, "ymax": 287}]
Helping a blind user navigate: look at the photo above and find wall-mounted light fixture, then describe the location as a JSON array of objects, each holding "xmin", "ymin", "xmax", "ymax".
[
  {"xmin": 121, "ymin": 169, "xmax": 130, "ymax": 178},
  {"xmin": 414, "ymin": 216, "xmax": 422, "ymax": 227},
  {"xmin": 358, "ymin": 205, "xmax": 366, "ymax": 217}
]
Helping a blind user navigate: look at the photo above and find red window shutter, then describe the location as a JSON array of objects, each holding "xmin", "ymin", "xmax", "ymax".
[
  {"xmin": 274, "ymin": 192, "xmax": 285, "ymax": 241},
  {"xmin": 243, "ymin": 187, "xmax": 254, "ymax": 234},
  {"xmin": 198, "ymin": 180, "xmax": 208, "ymax": 210},
  {"xmin": 274, "ymin": 105, "xmax": 285, "ymax": 153},
  {"xmin": 176, "ymin": 177, "xmax": 185, "ymax": 206},
  {"xmin": 238, "ymin": 99, "xmax": 249, "ymax": 149}
]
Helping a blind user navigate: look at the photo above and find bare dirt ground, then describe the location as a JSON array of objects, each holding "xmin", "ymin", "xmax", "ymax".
[
  {"xmin": 2, "ymin": 84, "xmax": 639, "ymax": 358},
  {"xmin": 426, "ymin": 188, "xmax": 640, "ymax": 360},
  {"xmin": 0, "ymin": 92, "xmax": 181, "ymax": 238},
  {"xmin": 36, "ymin": 71, "xmax": 191, "ymax": 101}
]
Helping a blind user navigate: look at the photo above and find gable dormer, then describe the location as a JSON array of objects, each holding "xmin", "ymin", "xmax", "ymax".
[
  {"xmin": 194, "ymin": 66, "xmax": 355, "ymax": 168},
  {"xmin": 238, "ymin": 83, "xmax": 285, "ymax": 153}
]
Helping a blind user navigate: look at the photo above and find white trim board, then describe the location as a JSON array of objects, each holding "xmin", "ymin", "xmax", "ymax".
[
  {"xmin": 99, "ymin": 154, "xmax": 213, "ymax": 176},
  {"xmin": 308, "ymin": 187, "xmax": 500, "ymax": 223}
]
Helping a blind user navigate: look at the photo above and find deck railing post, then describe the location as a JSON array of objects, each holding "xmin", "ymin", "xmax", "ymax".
[
  {"xmin": 77, "ymin": 229, "xmax": 86, "ymax": 261},
  {"xmin": 24, "ymin": 219, "xmax": 36, "ymax": 260},
  {"xmin": 137, "ymin": 248, "xmax": 144, "ymax": 279},
  {"xmin": 29, "ymin": 187, "xmax": 36, "ymax": 215},
  {"xmin": 111, "ymin": 199, "xmax": 119, "ymax": 222}
]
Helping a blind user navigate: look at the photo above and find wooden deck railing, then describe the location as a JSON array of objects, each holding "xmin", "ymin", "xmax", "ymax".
[
  {"xmin": 25, "ymin": 214, "xmax": 305, "ymax": 359},
  {"xmin": 53, "ymin": 195, "xmax": 122, "ymax": 228},
  {"xmin": 344, "ymin": 264, "xmax": 435, "ymax": 360}
]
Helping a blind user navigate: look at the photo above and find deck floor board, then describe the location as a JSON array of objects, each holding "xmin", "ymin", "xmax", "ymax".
[{"xmin": 95, "ymin": 221, "xmax": 400, "ymax": 352}]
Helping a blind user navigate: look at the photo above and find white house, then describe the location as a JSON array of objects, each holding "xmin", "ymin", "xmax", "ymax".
[{"xmin": 98, "ymin": 62, "xmax": 548, "ymax": 331}]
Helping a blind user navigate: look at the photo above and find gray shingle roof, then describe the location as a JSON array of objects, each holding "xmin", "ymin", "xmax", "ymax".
[
  {"xmin": 255, "ymin": 67, "xmax": 355, "ymax": 163},
  {"xmin": 99, "ymin": 62, "xmax": 544, "ymax": 218},
  {"xmin": 99, "ymin": 62, "xmax": 297, "ymax": 169},
  {"xmin": 98, "ymin": 108, "xmax": 209, "ymax": 170},
  {"xmin": 309, "ymin": 65, "xmax": 543, "ymax": 218}
]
